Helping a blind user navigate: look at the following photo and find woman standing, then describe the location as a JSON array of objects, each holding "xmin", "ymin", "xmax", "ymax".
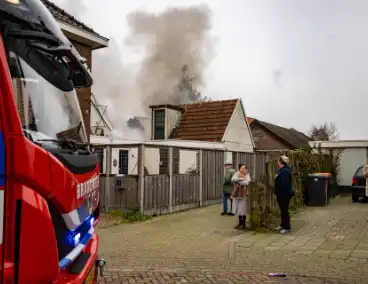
[
  {"xmin": 231, "ymin": 164, "xmax": 251, "ymax": 230},
  {"xmin": 274, "ymin": 155, "xmax": 294, "ymax": 234}
]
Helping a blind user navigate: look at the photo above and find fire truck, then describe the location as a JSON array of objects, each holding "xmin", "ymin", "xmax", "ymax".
[{"xmin": 0, "ymin": 0, "xmax": 105, "ymax": 283}]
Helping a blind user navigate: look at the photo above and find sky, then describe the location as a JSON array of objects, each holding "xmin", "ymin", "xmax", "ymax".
[{"xmin": 51, "ymin": 0, "xmax": 368, "ymax": 140}]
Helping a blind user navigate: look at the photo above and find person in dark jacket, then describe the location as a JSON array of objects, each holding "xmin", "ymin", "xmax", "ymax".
[{"xmin": 274, "ymin": 155, "xmax": 294, "ymax": 234}]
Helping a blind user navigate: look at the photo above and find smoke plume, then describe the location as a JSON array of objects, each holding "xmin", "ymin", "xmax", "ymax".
[
  {"xmin": 126, "ymin": 6, "xmax": 214, "ymax": 107},
  {"xmin": 57, "ymin": 0, "xmax": 214, "ymax": 139},
  {"xmin": 91, "ymin": 39, "xmax": 145, "ymax": 139},
  {"xmin": 60, "ymin": 0, "xmax": 87, "ymax": 19}
]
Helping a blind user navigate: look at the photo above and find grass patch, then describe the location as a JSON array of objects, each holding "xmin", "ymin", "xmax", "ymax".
[{"xmin": 109, "ymin": 206, "xmax": 152, "ymax": 223}]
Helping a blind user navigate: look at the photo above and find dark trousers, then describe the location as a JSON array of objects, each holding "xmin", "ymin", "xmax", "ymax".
[
  {"xmin": 238, "ymin": 215, "xmax": 246, "ymax": 226},
  {"xmin": 277, "ymin": 197, "xmax": 291, "ymax": 230},
  {"xmin": 223, "ymin": 193, "xmax": 233, "ymax": 213}
]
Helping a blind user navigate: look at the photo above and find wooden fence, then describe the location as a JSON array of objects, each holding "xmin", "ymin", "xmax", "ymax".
[{"xmin": 97, "ymin": 143, "xmax": 268, "ymax": 215}]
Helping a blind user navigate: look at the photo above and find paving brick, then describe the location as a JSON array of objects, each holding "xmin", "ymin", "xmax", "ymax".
[
  {"xmin": 98, "ymin": 270, "xmax": 360, "ymax": 283},
  {"xmin": 97, "ymin": 197, "xmax": 368, "ymax": 283}
]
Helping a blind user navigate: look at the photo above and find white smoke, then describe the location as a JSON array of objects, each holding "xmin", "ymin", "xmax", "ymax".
[{"xmin": 56, "ymin": 0, "xmax": 214, "ymax": 140}]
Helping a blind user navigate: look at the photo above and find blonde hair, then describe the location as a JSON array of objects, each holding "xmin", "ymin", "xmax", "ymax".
[{"xmin": 279, "ymin": 155, "xmax": 289, "ymax": 165}]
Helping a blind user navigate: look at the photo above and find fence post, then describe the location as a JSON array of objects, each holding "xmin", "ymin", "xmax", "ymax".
[
  {"xmin": 104, "ymin": 145, "xmax": 112, "ymax": 213},
  {"xmin": 199, "ymin": 149, "xmax": 203, "ymax": 207},
  {"xmin": 168, "ymin": 146, "xmax": 173, "ymax": 213},
  {"xmin": 138, "ymin": 144, "xmax": 145, "ymax": 213},
  {"xmin": 265, "ymin": 153, "xmax": 270, "ymax": 178},
  {"xmin": 253, "ymin": 153, "xmax": 257, "ymax": 180}
]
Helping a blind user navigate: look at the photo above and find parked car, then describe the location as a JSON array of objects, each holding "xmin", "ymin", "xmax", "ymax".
[{"xmin": 351, "ymin": 165, "xmax": 367, "ymax": 202}]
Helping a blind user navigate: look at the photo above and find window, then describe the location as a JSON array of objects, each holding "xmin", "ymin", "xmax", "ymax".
[
  {"xmin": 154, "ymin": 109, "xmax": 165, "ymax": 140},
  {"xmin": 159, "ymin": 147, "xmax": 179, "ymax": 174},
  {"xmin": 173, "ymin": 148, "xmax": 180, "ymax": 174},
  {"xmin": 159, "ymin": 148, "xmax": 168, "ymax": 174},
  {"xmin": 95, "ymin": 148, "xmax": 104, "ymax": 173},
  {"xmin": 119, "ymin": 150, "xmax": 129, "ymax": 175}
]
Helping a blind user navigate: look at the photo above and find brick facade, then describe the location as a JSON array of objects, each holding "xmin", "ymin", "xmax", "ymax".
[
  {"xmin": 71, "ymin": 40, "xmax": 92, "ymax": 141},
  {"xmin": 251, "ymin": 124, "xmax": 292, "ymax": 156}
]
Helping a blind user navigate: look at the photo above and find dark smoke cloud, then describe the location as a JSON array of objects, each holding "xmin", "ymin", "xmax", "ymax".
[{"xmin": 125, "ymin": 5, "xmax": 214, "ymax": 107}]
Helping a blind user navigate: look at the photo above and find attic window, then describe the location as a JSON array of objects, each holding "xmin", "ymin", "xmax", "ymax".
[{"xmin": 154, "ymin": 109, "xmax": 165, "ymax": 140}]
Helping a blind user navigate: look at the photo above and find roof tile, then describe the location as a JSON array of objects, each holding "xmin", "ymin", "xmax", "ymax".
[
  {"xmin": 41, "ymin": 0, "xmax": 107, "ymax": 40},
  {"xmin": 252, "ymin": 118, "xmax": 310, "ymax": 149},
  {"xmin": 170, "ymin": 99, "xmax": 239, "ymax": 142}
]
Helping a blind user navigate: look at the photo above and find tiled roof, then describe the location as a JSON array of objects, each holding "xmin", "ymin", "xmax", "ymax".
[
  {"xmin": 251, "ymin": 118, "xmax": 310, "ymax": 149},
  {"xmin": 170, "ymin": 99, "xmax": 239, "ymax": 142},
  {"xmin": 41, "ymin": 0, "xmax": 107, "ymax": 40}
]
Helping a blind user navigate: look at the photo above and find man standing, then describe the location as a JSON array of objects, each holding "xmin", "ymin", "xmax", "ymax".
[
  {"xmin": 222, "ymin": 161, "xmax": 236, "ymax": 216},
  {"xmin": 274, "ymin": 155, "xmax": 294, "ymax": 234}
]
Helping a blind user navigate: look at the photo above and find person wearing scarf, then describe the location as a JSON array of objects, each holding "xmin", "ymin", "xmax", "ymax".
[
  {"xmin": 274, "ymin": 155, "xmax": 294, "ymax": 234},
  {"xmin": 231, "ymin": 164, "xmax": 251, "ymax": 230}
]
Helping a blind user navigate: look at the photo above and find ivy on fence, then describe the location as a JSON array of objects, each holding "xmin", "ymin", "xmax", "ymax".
[{"xmin": 248, "ymin": 147, "xmax": 341, "ymax": 231}]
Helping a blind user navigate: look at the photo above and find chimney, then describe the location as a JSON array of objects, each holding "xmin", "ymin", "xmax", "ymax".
[{"xmin": 127, "ymin": 116, "xmax": 151, "ymax": 140}]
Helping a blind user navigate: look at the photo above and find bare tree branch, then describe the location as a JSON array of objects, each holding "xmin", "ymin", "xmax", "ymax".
[
  {"xmin": 309, "ymin": 122, "xmax": 338, "ymax": 141},
  {"xmin": 177, "ymin": 65, "xmax": 210, "ymax": 103}
]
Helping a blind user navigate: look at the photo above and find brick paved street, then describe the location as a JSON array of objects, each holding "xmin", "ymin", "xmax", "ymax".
[{"xmin": 97, "ymin": 197, "xmax": 368, "ymax": 283}]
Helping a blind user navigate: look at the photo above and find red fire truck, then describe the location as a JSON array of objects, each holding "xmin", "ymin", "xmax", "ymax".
[{"xmin": 0, "ymin": 0, "xmax": 105, "ymax": 283}]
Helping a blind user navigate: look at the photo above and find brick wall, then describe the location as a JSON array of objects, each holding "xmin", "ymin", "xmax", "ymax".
[
  {"xmin": 71, "ymin": 40, "xmax": 92, "ymax": 141},
  {"xmin": 251, "ymin": 124, "xmax": 292, "ymax": 152}
]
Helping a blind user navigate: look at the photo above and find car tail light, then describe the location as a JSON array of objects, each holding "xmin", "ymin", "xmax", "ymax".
[{"xmin": 352, "ymin": 176, "xmax": 358, "ymax": 185}]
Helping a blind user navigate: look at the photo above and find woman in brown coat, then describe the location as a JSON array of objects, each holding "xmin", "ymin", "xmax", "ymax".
[{"xmin": 231, "ymin": 164, "xmax": 251, "ymax": 229}]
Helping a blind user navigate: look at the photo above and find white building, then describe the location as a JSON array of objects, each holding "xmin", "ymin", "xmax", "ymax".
[
  {"xmin": 149, "ymin": 98, "xmax": 254, "ymax": 153},
  {"xmin": 91, "ymin": 137, "xmax": 226, "ymax": 175},
  {"xmin": 92, "ymin": 98, "xmax": 255, "ymax": 176},
  {"xmin": 309, "ymin": 140, "xmax": 368, "ymax": 188}
]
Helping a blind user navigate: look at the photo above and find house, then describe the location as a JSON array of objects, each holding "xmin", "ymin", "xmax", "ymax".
[
  {"xmin": 91, "ymin": 136, "xmax": 226, "ymax": 175},
  {"xmin": 150, "ymin": 99, "xmax": 255, "ymax": 170},
  {"xmin": 248, "ymin": 117, "xmax": 310, "ymax": 156},
  {"xmin": 41, "ymin": 0, "xmax": 109, "ymax": 139},
  {"xmin": 151, "ymin": 99, "xmax": 254, "ymax": 152},
  {"xmin": 309, "ymin": 140, "xmax": 368, "ymax": 189},
  {"xmin": 93, "ymin": 98, "xmax": 255, "ymax": 176}
]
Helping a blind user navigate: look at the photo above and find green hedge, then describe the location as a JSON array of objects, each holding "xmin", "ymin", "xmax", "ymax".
[{"xmin": 248, "ymin": 147, "xmax": 340, "ymax": 231}]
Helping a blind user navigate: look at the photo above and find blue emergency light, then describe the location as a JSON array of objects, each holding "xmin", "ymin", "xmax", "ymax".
[
  {"xmin": 66, "ymin": 215, "xmax": 94, "ymax": 247},
  {"xmin": 73, "ymin": 233, "xmax": 81, "ymax": 246}
]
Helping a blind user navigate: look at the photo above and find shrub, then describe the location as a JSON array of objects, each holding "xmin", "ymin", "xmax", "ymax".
[
  {"xmin": 110, "ymin": 205, "xmax": 152, "ymax": 223},
  {"xmin": 248, "ymin": 147, "xmax": 340, "ymax": 231}
]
